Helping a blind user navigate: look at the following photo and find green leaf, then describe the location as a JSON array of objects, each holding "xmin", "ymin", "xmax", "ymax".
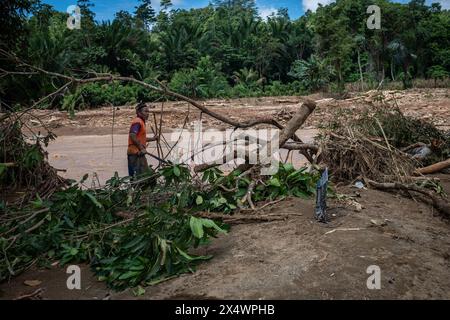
[
  {"xmin": 146, "ymin": 275, "xmax": 179, "ymax": 286},
  {"xmin": 287, "ymin": 170, "xmax": 308, "ymax": 182},
  {"xmin": 160, "ymin": 239, "xmax": 168, "ymax": 266},
  {"xmin": 98, "ymin": 276, "xmax": 107, "ymax": 282},
  {"xmin": 189, "ymin": 216, "xmax": 204, "ymax": 239},
  {"xmin": 123, "ymin": 235, "xmax": 145, "ymax": 250},
  {"xmin": 129, "ymin": 265, "xmax": 145, "ymax": 271},
  {"xmin": 0, "ymin": 164, "xmax": 6, "ymax": 177},
  {"xmin": 177, "ymin": 247, "xmax": 212, "ymax": 262},
  {"xmin": 200, "ymin": 218, "xmax": 227, "ymax": 234},
  {"xmin": 292, "ymin": 188, "xmax": 310, "ymax": 199},
  {"xmin": 196, "ymin": 195, "xmax": 204, "ymax": 205},
  {"xmin": 268, "ymin": 178, "xmax": 281, "ymax": 187},
  {"xmin": 173, "ymin": 166, "xmax": 181, "ymax": 177},
  {"xmin": 118, "ymin": 271, "xmax": 140, "ymax": 280},
  {"xmin": 84, "ymin": 192, "xmax": 103, "ymax": 209},
  {"xmin": 63, "ymin": 215, "xmax": 75, "ymax": 229},
  {"xmin": 126, "ymin": 194, "xmax": 133, "ymax": 207},
  {"xmin": 31, "ymin": 194, "xmax": 44, "ymax": 209},
  {"xmin": 69, "ymin": 248, "xmax": 78, "ymax": 256},
  {"xmin": 177, "ymin": 247, "xmax": 195, "ymax": 261},
  {"xmin": 133, "ymin": 286, "xmax": 146, "ymax": 297}
]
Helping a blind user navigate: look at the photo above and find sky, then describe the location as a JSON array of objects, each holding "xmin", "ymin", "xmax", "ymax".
[{"xmin": 41, "ymin": 0, "xmax": 450, "ymax": 21}]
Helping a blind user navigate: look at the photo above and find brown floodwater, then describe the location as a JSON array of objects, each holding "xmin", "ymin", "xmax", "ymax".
[{"xmin": 46, "ymin": 129, "xmax": 318, "ymax": 185}]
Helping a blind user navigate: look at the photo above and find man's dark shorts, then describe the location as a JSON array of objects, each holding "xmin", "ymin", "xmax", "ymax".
[{"xmin": 127, "ymin": 154, "xmax": 149, "ymax": 177}]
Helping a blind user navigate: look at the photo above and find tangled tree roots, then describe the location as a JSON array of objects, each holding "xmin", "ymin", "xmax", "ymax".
[{"xmin": 0, "ymin": 120, "xmax": 67, "ymax": 203}]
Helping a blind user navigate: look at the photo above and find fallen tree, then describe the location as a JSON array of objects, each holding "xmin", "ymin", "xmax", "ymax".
[
  {"xmin": 1, "ymin": 49, "xmax": 321, "ymax": 209},
  {"xmin": 0, "ymin": 50, "xmax": 322, "ymax": 290}
]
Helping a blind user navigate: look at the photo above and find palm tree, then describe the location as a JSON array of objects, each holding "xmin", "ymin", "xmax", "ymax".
[
  {"xmin": 288, "ymin": 55, "xmax": 334, "ymax": 91},
  {"xmin": 232, "ymin": 67, "xmax": 261, "ymax": 86},
  {"xmin": 97, "ymin": 21, "xmax": 148, "ymax": 77}
]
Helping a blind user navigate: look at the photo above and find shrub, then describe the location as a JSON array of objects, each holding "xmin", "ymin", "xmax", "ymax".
[
  {"xmin": 288, "ymin": 55, "xmax": 335, "ymax": 91},
  {"xmin": 229, "ymin": 83, "xmax": 262, "ymax": 98},
  {"xmin": 169, "ymin": 56, "xmax": 230, "ymax": 99},
  {"xmin": 61, "ymin": 82, "xmax": 164, "ymax": 112},
  {"xmin": 427, "ymin": 65, "xmax": 449, "ymax": 87},
  {"xmin": 264, "ymin": 80, "xmax": 306, "ymax": 96}
]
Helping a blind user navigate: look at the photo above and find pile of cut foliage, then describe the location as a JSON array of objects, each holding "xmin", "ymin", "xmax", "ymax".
[
  {"xmin": 318, "ymin": 105, "xmax": 450, "ymax": 182},
  {"xmin": 318, "ymin": 104, "xmax": 450, "ymax": 218},
  {"xmin": 1, "ymin": 159, "xmax": 318, "ymax": 291},
  {"xmin": 0, "ymin": 119, "xmax": 67, "ymax": 201}
]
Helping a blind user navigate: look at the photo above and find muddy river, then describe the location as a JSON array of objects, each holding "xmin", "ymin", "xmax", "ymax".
[{"xmin": 46, "ymin": 129, "xmax": 318, "ymax": 185}]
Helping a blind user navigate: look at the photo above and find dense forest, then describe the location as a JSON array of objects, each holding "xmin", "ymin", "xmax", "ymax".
[{"xmin": 1, "ymin": 0, "xmax": 449, "ymax": 111}]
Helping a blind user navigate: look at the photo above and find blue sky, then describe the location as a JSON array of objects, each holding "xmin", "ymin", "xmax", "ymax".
[{"xmin": 41, "ymin": 0, "xmax": 449, "ymax": 21}]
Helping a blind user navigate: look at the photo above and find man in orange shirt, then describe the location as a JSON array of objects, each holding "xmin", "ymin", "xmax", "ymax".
[{"xmin": 127, "ymin": 102, "xmax": 156, "ymax": 177}]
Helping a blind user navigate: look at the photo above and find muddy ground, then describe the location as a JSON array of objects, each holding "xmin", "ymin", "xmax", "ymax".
[
  {"xmin": 1, "ymin": 178, "xmax": 449, "ymax": 300},
  {"xmin": 22, "ymin": 88, "xmax": 450, "ymax": 137},
  {"xmin": 1, "ymin": 88, "xmax": 449, "ymax": 299}
]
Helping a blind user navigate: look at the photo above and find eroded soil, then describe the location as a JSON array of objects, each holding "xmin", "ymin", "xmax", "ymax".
[{"xmin": 1, "ymin": 176, "xmax": 449, "ymax": 300}]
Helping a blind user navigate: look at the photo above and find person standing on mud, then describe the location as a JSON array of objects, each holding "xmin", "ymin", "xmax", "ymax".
[{"xmin": 127, "ymin": 102, "xmax": 156, "ymax": 177}]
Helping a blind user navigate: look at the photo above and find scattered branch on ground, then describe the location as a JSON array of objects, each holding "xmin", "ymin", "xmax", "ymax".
[{"xmin": 367, "ymin": 179, "xmax": 450, "ymax": 218}]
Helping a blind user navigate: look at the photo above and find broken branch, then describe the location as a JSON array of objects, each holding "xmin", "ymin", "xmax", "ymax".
[{"xmin": 415, "ymin": 158, "xmax": 450, "ymax": 175}]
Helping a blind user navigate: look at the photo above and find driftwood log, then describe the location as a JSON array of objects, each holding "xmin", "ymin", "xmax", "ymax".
[{"xmin": 416, "ymin": 158, "xmax": 450, "ymax": 175}]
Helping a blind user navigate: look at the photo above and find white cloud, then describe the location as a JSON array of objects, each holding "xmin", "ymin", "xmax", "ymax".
[
  {"xmin": 436, "ymin": 0, "xmax": 450, "ymax": 9},
  {"xmin": 259, "ymin": 7, "xmax": 277, "ymax": 20},
  {"xmin": 302, "ymin": 0, "xmax": 335, "ymax": 12}
]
